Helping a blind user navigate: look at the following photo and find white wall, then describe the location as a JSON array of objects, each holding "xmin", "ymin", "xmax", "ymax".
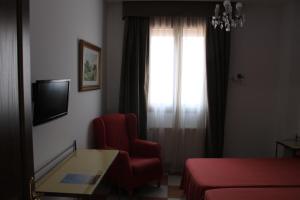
[
  {"xmin": 224, "ymin": 0, "xmax": 300, "ymax": 157},
  {"xmin": 224, "ymin": 2, "xmax": 284, "ymax": 157},
  {"xmin": 282, "ymin": 0, "xmax": 300, "ymax": 139},
  {"xmin": 30, "ymin": 0, "xmax": 105, "ymax": 187}
]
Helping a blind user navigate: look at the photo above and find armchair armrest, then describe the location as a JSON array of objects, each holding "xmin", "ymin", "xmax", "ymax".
[
  {"xmin": 117, "ymin": 150, "xmax": 132, "ymax": 171},
  {"xmin": 99, "ymin": 146, "xmax": 132, "ymax": 174},
  {"xmin": 111, "ymin": 149, "xmax": 133, "ymax": 176},
  {"xmin": 99, "ymin": 146, "xmax": 133, "ymax": 185},
  {"xmin": 131, "ymin": 139, "xmax": 161, "ymax": 158}
]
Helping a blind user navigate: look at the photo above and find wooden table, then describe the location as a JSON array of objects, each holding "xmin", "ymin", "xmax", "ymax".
[{"xmin": 35, "ymin": 149, "xmax": 118, "ymax": 199}]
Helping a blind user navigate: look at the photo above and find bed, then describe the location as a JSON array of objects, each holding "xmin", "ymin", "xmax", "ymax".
[
  {"xmin": 204, "ymin": 188, "xmax": 300, "ymax": 200},
  {"xmin": 181, "ymin": 158, "xmax": 300, "ymax": 200}
]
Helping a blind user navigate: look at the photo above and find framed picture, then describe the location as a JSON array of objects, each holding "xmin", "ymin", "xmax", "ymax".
[{"xmin": 78, "ymin": 39, "xmax": 102, "ymax": 91}]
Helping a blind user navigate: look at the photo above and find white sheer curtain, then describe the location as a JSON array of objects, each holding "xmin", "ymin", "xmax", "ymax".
[{"xmin": 147, "ymin": 17, "xmax": 208, "ymax": 172}]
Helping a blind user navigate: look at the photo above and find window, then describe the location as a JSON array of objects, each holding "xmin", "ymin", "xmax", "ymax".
[
  {"xmin": 147, "ymin": 17, "xmax": 208, "ymax": 172},
  {"xmin": 148, "ymin": 18, "xmax": 207, "ymax": 113}
]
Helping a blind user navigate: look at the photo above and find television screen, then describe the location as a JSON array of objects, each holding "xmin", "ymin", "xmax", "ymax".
[{"xmin": 33, "ymin": 79, "xmax": 70, "ymax": 126}]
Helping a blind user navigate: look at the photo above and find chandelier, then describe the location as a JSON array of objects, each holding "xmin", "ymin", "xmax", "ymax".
[{"xmin": 211, "ymin": 0, "xmax": 245, "ymax": 32}]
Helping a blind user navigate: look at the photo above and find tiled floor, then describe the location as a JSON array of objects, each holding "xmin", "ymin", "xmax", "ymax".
[{"xmin": 103, "ymin": 174, "xmax": 185, "ymax": 200}]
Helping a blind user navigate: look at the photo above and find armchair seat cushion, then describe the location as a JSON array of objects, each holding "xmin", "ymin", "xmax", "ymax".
[{"xmin": 131, "ymin": 157, "xmax": 161, "ymax": 176}]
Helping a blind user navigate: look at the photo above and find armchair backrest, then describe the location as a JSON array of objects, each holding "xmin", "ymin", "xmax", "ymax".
[{"xmin": 93, "ymin": 113, "xmax": 138, "ymax": 152}]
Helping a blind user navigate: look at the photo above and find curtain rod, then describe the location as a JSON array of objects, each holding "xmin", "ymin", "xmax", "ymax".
[{"xmin": 123, "ymin": 1, "xmax": 218, "ymax": 18}]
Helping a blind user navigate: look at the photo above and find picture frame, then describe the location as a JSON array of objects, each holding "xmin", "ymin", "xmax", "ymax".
[{"xmin": 78, "ymin": 39, "xmax": 102, "ymax": 91}]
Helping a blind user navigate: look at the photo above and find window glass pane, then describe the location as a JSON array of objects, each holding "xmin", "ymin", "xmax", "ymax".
[
  {"xmin": 181, "ymin": 29, "xmax": 206, "ymax": 109},
  {"xmin": 148, "ymin": 30, "xmax": 174, "ymax": 108}
]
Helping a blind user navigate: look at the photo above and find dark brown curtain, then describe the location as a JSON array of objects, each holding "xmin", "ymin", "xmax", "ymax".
[
  {"xmin": 119, "ymin": 17, "xmax": 149, "ymax": 140},
  {"xmin": 205, "ymin": 20, "xmax": 231, "ymax": 157}
]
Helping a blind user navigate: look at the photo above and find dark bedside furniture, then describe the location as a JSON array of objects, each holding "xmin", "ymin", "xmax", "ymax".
[{"xmin": 275, "ymin": 137, "xmax": 300, "ymax": 157}]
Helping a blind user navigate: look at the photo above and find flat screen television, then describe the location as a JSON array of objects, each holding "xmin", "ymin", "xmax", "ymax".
[{"xmin": 33, "ymin": 79, "xmax": 70, "ymax": 126}]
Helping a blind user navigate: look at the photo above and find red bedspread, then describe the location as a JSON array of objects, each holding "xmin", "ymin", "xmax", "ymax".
[
  {"xmin": 182, "ymin": 158, "xmax": 300, "ymax": 200},
  {"xmin": 205, "ymin": 188, "xmax": 300, "ymax": 200}
]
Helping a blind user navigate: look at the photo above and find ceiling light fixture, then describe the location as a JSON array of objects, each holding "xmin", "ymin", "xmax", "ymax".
[{"xmin": 211, "ymin": 0, "xmax": 245, "ymax": 31}]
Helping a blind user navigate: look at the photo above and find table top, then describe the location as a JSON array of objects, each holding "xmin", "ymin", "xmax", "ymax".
[
  {"xmin": 277, "ymin": 139, "xmax": 300, "ymax": 150},
  {"xmin": 35, "ymin": 149, "xmax": 118, "ymax": 196}
]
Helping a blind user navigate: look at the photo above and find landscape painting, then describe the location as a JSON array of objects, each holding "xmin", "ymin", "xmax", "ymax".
[{"xmin": 79, "ymin": 39, "xmax": 101, "ymax": 91}]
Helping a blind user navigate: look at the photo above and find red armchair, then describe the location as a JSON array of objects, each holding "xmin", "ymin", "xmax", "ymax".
[{"xmin": 93, "ymin": 113, "xmax": 163, "ymax": 194}]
